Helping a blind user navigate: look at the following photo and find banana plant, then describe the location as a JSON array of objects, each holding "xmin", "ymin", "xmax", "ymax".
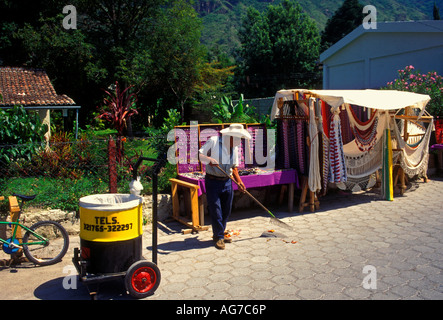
[{"xmin": 212, "ymin": 94, "xmax": 256, "ymax": 123}]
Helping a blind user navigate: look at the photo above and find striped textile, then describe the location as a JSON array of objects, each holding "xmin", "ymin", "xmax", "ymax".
[
  {"xmin": 296, "ymin": 120, "xmax": 305, "ymax": 175},
  {"xmin": 282, "ymin": 119, "xmax": 290, "ymax": 168},
  {"xmin": 328, "ymin": 113, "xmax": 347, "ymax": 185}
]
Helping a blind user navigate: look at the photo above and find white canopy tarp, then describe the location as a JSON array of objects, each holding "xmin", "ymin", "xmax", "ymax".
[{"xmin": 270, "ymin": 89, "xmax": 431, "ymax": 120}]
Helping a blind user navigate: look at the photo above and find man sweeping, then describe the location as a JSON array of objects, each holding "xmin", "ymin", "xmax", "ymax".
[{"xmin": 199, "ymin": 124, "xmax": 251, "ymax": 249}]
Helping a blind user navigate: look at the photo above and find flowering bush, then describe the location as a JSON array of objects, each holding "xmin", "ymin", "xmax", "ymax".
[{"xmin": 385, "ymin": 65, "xmax": 443, "ymax": 116}]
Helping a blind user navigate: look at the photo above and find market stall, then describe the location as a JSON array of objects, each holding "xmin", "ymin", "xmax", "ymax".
[
  {"xmin": 170, "ymin": 123, "xmax": 299, "ymax": 232},
  {"xmin": 271, "ymin": 89, "xmax": 433, "ymax": 203}
]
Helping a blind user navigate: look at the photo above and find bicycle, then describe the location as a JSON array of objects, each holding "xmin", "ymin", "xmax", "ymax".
[{"xmin": 0, "ymin": 193, "xmax": 69, "ymax": 266}]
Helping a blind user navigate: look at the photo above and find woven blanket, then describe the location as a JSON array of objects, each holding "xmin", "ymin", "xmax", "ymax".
[{"xmin": 328, "ymin": 112, "xmax": 347, "ymax": 187}]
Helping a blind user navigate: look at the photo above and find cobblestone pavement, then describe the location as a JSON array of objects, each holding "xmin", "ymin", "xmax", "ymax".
[{"xmin": 1, "ymin": 177, "xmax": 442, "ymax": 300}]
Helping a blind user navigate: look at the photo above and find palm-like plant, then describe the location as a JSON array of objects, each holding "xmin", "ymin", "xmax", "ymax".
[
  {"xmin": 97, "ymin": 81, "xmax": 138, "ymax": 162},
  {"xmin": 97, "ymin": 81, "xmax": 138, "ymax": 137}
]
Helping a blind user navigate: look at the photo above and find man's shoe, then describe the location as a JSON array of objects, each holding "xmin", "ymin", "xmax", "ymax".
[{"xmin": 215, "ymin": 239, "xmax": 225, "ymax": 250}]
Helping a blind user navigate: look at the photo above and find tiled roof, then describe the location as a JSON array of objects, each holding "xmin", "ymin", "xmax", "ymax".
[{"xmin": 0, "ymin": 67, "xmax": 75, "ymax": 106}]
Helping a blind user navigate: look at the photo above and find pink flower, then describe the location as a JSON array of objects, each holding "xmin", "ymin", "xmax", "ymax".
[{"xmin": 409, "ymin": 65, "xmax": 414, "ymax": 70}]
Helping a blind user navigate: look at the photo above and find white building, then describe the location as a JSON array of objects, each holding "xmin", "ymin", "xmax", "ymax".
[{"xmin": 320, "ymin": 20, "xmax": 443, "ymax": 89}]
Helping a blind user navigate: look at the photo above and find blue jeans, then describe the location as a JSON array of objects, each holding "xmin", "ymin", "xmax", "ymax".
[{"xmin": 205, "ymin": 177, "xmax": 234, "ymax": 240}]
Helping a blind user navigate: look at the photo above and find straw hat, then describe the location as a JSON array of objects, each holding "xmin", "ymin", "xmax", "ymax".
[{"xmin": 220, "ymin": 123, "xmax": 252, "ymax": 140}]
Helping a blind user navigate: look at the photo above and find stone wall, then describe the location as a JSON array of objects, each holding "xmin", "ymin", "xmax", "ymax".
[{"xmin": 13, "ymin": 194, "xmax": 173, "ymax": 236}]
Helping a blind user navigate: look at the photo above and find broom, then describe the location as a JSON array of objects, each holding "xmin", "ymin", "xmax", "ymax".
[{"xmin": 215, "ymin": 165, "xmax": 293, "ymax": 231}]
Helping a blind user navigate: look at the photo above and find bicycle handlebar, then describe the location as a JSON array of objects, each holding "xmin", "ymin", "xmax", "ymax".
[{"xmin": 12, "ymin": 193, "xmax": 36, "ymax": 202}]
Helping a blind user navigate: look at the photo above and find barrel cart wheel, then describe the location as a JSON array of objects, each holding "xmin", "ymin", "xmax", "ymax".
[{"xmin": 125, "ymin": 260, "xmax": 161, "ymax": 299}]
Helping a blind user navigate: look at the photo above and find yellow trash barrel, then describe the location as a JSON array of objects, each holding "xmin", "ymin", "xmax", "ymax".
[{"xmin": 79, "ymin": 194, "xmax": 143, "ymax": 274}]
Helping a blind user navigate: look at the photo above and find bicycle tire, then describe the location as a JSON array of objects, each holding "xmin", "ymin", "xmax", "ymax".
[{"xmin": 23, "ymin": 220, "xmax": 69, "ymax": 266}]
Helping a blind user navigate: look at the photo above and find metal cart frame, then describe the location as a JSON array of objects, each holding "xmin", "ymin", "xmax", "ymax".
[{"xmin": 72, "ymin": 154, "xmax": 166, "ymax": 299}]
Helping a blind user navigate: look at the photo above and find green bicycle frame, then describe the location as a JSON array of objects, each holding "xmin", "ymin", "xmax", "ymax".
[{"xmin": 0, "ymin": 220, "xmax": 48, "ymax": 248}]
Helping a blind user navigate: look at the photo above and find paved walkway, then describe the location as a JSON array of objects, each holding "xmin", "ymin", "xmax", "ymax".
[{"xmin": 1, "ymin": 177, "xmax": 442, "ymax": 300}]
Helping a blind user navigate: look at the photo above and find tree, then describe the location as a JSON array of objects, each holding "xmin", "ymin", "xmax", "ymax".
[
  {"xmin": 0, "ymin": 0, "xmax": 224, "ymax": 129},
  {"xmin": 78, "ymin": 0, "xmax": 206, "ymax": 125},
  {"xmin": 434, "ymin": 2, "xmax": 441, "ymax": 20},
  {"xmin": 146, "ymin": 0, "xmax": 206, "ymax": 123},
  {"xmin": 321, "ymin": 0, "xmax": 364, "ymax": 50},
  {"xmin": 193, "ymin": 0, "xmax": 234, "ymax": 15},
  {"xmin": 192, "ymin": 59, "xmax": 236, "ymax": 118},
  {"xmin": 236, "ymin": 0, "xmax": 321, "ymax": 97},
  {"xmin": 194, "ymin": 60, "xmax": 235, "ymax": 98},
  {"xmin": 0, "ymin": 0, "xmax": 63, "ymax": 65},
  {"xmin": 14, "ymin": 14, "xmax": 94, "ymax": 98},
  {"xmin": 0, "ymin": 0, "xmax": 97, "ymax": 124},
  {"xmin": 75, "ymin": 0, "xmax": 165, "ymax": 86}
]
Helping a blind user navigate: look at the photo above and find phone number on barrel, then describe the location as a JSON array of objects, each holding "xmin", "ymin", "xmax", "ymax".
[{"xmin": 83, "ymin": 223, "xmax": 133, "ymax": 232}]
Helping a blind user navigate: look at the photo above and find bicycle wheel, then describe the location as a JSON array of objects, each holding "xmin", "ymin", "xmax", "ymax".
[{"xmin": 23, "ymin": 221, "xmax": 69, "ymax": 266}]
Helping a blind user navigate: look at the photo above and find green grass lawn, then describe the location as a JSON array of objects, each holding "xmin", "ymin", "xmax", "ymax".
[{"xmin": 1, "ymin": 176, "xmax": 109, "ymax": 213}]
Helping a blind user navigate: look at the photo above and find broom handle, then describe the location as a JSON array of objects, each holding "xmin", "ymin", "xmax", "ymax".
[{"xmin": 215, "ymin": 165, "xmax": 276, "ymax": 218}]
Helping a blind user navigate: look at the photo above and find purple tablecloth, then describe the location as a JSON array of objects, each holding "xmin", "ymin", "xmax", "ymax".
[
  {"xmin": 431, "ymin": 144, "xmax": 443, "ymax": 151},
  {"xmin": 178, "ymin": 169, "xmax": 299, "ymax": 197}
]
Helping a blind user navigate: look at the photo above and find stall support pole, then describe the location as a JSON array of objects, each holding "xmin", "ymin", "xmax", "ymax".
[
  {"xmin": 132, "ymin": 155, "xmax": 167, "ymax": 266},
  {"xmin": 152, "ymin": 172, "xmax": 158, "ymax": 265}
]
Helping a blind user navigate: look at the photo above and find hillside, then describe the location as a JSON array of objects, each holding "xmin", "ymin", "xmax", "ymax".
[{"xmin": 198, "ymin": 0, "xmax": 441, "ymax": 58}]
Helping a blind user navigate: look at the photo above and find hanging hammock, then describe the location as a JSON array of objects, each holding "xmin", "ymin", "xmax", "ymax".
[
  {"xmin": 341, "ymin": 111, "xmax": 388, "ymax": 192},
  {"xmin": 392, "ymin": 117, "xmax": 433, "ymax": 178},
  {"xmin": 346, "ymin": 105, "xmax": 380, "ymax": 152},
  {"xmin": 342, "ymin": 109, "xmax": 388, "ymax": 177}
]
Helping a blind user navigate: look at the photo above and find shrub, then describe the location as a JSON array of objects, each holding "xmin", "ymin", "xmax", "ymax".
[
  {"xmin": 0, "ymin": 105, "xmax": 48, "ymax": 163},
  {"xmin": 384, "ymin": 66, "xmax": 443, "ymax": 116}
]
